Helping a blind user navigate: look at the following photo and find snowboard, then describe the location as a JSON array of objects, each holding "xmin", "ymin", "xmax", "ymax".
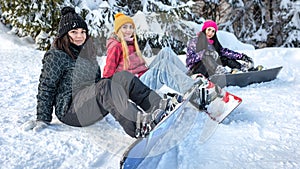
[
  {"xmin": 189, "ymin": 75, "xmax": 242, "ymax": 143},
  {"xmin": 120, "ymin": 76, "xmax": 243, "ymax": 168},
  {"xmin": 209, "ymin": 66, "xmax": 282, "ymax": 88},
  {"xmin": 120, "ymin": 84, "xmax": 198, "ymax": 169},
  {"xmin": 198, "ymin": 91, "xmax": 242, "ymax": 143}
]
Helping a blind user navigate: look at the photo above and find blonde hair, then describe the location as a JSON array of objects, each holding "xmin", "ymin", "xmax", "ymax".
[{"xmin": 116, "ymin": 30, "xmax": 145, "ymax": 70}]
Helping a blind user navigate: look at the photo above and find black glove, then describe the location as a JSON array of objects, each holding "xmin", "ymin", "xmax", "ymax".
[
  {"xmin": 241, "ymin": 54, "xmax": 253, "ymax": 64},
  {"xmin": 240, "ymin": 54, "xmax": 254, "ymax": 71}
]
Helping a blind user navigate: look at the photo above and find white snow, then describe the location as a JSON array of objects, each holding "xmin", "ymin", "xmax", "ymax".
[{"xmin": 1, "ymin": 21, "xmax": 300, "ymax": 169}]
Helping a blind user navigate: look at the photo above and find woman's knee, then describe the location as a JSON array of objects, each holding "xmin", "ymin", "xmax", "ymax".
[
  {"xmin": 112, "ymin": 71, "xmax": 136, "ymax": 90},
  {"xmin": 95, "ymin": 79, "xmax": 111, "ymax": 91}
]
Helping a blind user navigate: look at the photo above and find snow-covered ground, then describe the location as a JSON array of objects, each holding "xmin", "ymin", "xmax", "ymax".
[{"xmin": 1, "ymin": 22, "xmax": 300, "ymax": 169}]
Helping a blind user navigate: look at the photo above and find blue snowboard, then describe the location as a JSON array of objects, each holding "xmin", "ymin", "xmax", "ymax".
[
  {"xmin": 120, "ymin": 85, "xmax": 197, "ymax": 169},
  {"xmin": 209, "ymin": 66, "xmax": 282, "ymax": 88}
]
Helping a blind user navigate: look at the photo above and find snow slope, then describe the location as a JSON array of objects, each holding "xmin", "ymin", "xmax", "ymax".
[{"xmin": 1, "ymin": 22, "xmax": 300, "ymax": 169}]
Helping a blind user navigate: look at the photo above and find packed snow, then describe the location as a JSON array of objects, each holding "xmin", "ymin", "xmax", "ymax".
[{"xmin": 1, "ymin": 21, "xmax": 300, "ymax": 169}]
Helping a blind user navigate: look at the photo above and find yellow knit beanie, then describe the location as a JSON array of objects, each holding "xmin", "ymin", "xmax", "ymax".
[{"xmin": 114, "ymin": 12, "xmax": 135, "ymax": 33}]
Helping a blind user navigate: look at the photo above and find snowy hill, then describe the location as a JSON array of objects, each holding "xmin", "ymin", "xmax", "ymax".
[{"xmin": 1, "ymin": 22, "xmax": 300, "ymax": 169}]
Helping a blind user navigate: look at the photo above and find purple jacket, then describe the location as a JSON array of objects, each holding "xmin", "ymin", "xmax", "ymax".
[{"xmin": 186, "ymin": 37, "xmax": 243, "ymax": 70}]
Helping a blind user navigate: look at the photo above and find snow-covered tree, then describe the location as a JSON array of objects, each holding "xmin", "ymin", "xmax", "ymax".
[
  {"xmin": 0, "ymin": 0, "xmax": 62, "ymax": 50},
  {"xmin": 279, "ymin": 0, "xmax": 300, "ymax": 47},
  {"xmin": 192, "ymin": 0, "xmax": 300, "ymax": 48},
  {"xmin": 0, "ymin": 0, "xmax": 298, "ymax": 53},
  {"xmin": 71, "ymin": 0, "xmax": 199, "ymax": 55}
]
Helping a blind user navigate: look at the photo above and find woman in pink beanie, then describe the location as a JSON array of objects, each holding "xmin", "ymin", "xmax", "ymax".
[{"xmin": 186, "ymin": 20, "xmax": 256, "ymax": 78}]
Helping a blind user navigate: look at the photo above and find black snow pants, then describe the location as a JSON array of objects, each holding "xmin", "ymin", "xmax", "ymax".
[
  {"xmin": 220, "ymin": 56, "xmax": 241, "ymax": 70},
  {"xmin": 60, "ymin": 71, "xmax": 162, "ymax": 137},
  {"xmin": 187, "ymin": 51, "xmax": 222, "ymax": 78}
]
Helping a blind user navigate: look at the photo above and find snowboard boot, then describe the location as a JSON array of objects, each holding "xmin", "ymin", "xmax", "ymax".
[
  {"xmin": 215, "ymin": 65, "xmax": 228, "ymax": 75},
  {"xmin": 231, "ymin": 68, "xmax": 240, "ymax": 74},
  {"xmin": 135, "ymin": 111, "xmax": 152, "ymax": 138},
  {"xmin": 135, "ymin": 109, "xmax": 167, "ymax": 138},
  {"xmin": 257, "ymin": 65, "xmax": 264, "ymax": 71},
  {"xmin": 206, "ymin": 96, "xmax": 226, "ymax": 122},
  {"xmin": 134, "ymin": 94, "xmax": 183, "ymax": 138},
  {"xmin": 206, "ymin": 91, "xmax": 241, "ymax": 123},
  {"xmin": 153, "ymin": 93, "xmax": 183, "ymax": 124}
]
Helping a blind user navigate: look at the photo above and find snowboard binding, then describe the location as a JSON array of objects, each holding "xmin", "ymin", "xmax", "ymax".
[
  {"xmin": 134, "ymin": 93, "xmax": 184, "ymax": 138},
  {"xmin": 190, "ymin": 73, "xmax": 223, "ymax": 111}
]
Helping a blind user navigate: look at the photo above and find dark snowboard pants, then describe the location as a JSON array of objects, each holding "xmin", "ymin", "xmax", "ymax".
[
  {"xmin": 60, "ymin": 71, "xmax": 162, "ymax": 137},
  {"xmin": 188, "ymin": 54, "xmax": 242, "ymax": 78},
  {"xmin": 188, "ymin": 51, "xmax": 222, "ymax": 78},
  {"xmin": 220, "ymin": 57, "xmax": 241, "ymax": 69}
]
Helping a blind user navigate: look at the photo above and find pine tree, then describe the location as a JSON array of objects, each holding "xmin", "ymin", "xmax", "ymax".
[
  {"xmin": 34, "ymin": 0, "xmax": 62, "ymax": 50},
  {"xmin": 1, "ymin": 0, "xmax": 298, "ymax": 52},
  {"xmin": 112, "ymin": 0, "xmax": 198, "ymax": 54},
  {"xmin": 279, "ymin": 0, "xmax": 300, "ymax": 47},
  {"xmin": 0, "ymin": 0, "xmax": 62, "ymax": 50}
]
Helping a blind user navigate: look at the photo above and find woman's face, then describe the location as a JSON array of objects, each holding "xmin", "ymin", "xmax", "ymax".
[
  {"xmin": 205, "ymin": 27, "xmax": 216, "ymax": 39},
  {"xmin": 68, "ymin": 28, "xmax": 87, "ymax": 46},
  {"xmin": 120, "ymin": 23, "xmax": 134, "ymax": 39}
]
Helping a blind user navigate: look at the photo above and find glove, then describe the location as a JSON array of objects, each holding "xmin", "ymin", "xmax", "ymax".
[
  {"xmin": 241, "ymin": 54, "xmax": 254, "ymax": 64},
  {"xmin": 21, "ymin": 120, "xmax": 49, "ymax": 132},
  {"xmin": 240, "ymin": 54, "xmax": 254, "ymax": 71},
  {"xmin": 204, "ymin": 50, "xmax": 219, "ymax": 61}
]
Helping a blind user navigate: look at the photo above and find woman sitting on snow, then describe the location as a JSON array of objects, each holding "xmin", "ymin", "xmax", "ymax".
[
  {"xmin": 103, "ymin": 12, "xmax": 198, "ymax": 94},
  {"xmin": 186, "ymin": 20, "xmax": 259, "ymax": 78}
]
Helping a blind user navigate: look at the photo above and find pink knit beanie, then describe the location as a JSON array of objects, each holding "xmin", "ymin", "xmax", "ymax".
[{"xmin": 201, "ymin": 20, "xmax": 218, "ymax": 32}]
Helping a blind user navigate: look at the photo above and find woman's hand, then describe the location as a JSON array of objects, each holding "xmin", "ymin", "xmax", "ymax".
[
  {"xmin": 21, "ymin": 120, "xmax": 49, "ymax": 132},
  {"xmin": 240, "ymin": 54, "xmax": 255, "ymax": 71},
  {"xmin": 241, "ymin": 54, "xmax": 254, "ymax": 64}
]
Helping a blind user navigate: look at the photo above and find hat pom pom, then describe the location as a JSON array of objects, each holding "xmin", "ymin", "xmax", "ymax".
[
  {"xmin": 114, "ymin": 12, "xmax": 124, "ymax": 19},
  {"xmin": 61, "ymin": 7, "xmax": 75, "ymax": 16}
]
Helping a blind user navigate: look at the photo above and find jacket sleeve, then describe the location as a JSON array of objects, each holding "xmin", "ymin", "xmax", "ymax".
[
  {"xmin": 186, "ymin": 38, "xmax": 205, "ymax": 70},
  {"xmin": 36, "ymin": 51, "xmax": 66, "ymax": 122},
  {"xmin": 103, "ymin": 43, "xmax": 122, "ymax": 78},
  {"xmin": 95, "ymin": 66, "xmax": 102, "ymax": 81},
  {"xmin": 220, "ymin": 47, "xmax": 243, "ymax": 60}
]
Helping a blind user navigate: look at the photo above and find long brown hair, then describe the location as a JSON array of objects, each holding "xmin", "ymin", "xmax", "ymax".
[
  {"xmin": 116, "ymin": 30, "xmax": 145, "ymax": 70},
  {"xmin": 202, "ymin": 29, "xmax": 223, "ymax": 56},
  {"xmin": 52, "ymin": 33, "xmax": 89, "ymax": 59}
]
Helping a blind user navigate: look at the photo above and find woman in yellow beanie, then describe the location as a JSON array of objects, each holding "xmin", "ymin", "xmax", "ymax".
[
  {"xmin": 104, "ymin": 12, "xmax": 147, "ymax": 78},
  {"xmin": 103, "ymin": 12, "xmax": 199, "ymax": 94}
]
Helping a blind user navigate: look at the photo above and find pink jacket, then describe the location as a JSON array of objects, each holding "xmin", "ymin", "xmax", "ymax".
[{"xmin": 103, "ymin": 34, "xmax": 148, "ymax": 78}]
